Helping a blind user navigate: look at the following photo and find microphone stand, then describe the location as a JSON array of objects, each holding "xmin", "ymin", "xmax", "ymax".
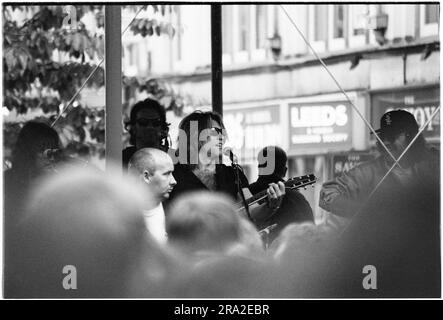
[{"xmin": 230, "ymin": 153, "xmax": 253, "ymax": 222}]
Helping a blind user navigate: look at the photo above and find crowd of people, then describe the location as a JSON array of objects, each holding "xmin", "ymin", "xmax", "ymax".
[{"xmin": 3, "ymin": 99, "xmax": 440, "ymax": 298}]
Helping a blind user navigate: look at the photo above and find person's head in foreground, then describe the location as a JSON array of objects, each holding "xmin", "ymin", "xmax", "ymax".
[
  {"xmin": 166, "ymin": 191, "xmax": 262, "ymax": 258},
  {"xmin": 8, "ymin": 165, "xmax": 175, "ymax": 298},
  {"xmin": 166, "ymin": 191, "xmax": 275, "ymax": 298},
  {"xmin": 266, "ymin": 222, "xmax": 339, "ymax": 297}
]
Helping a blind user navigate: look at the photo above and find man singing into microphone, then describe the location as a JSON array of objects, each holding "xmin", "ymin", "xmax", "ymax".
[{"xmin": 166, "ymin": 111, "xmax": 285, "ymax": 226}]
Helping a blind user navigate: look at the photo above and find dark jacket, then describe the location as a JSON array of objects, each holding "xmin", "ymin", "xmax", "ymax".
[
  {"xmin": 122, "ymin": 146, "xmax": 137, "ymax": 171},
  {"xmin": 320, "ymin": 147, "xmax": 440, "ymax": 217},
  {"xmin": 166, "ymin": 163, "xmax": 249, "ymax": 212},
  {"xmin": 249, "ymin": 174, "xmax": 314, "ymax": 243}
]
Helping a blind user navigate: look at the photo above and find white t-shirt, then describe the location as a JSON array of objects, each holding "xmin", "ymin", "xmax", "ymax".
[{"xmin": 143, "ymin": 203, "xmax": 167, "ymax": 244}]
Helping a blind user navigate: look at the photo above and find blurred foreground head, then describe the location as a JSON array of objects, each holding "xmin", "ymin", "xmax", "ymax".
[
  {"xmin": 166, "ymin": 191, "xmax": 261, "ymax": 256},
  {"xmin": 167, "ymin": 192, "xmax": 273, "ymax": 298},
  {"xmin": 11, "ymin": 120, "xmax": 61, "ymax": 176},
  {"xmin": 10, "ymin": 165, "xmax": 163, "ymax": 298},
  {"xmin": 267, "ymin": 222, "xmax": 339, "ymax": 297}
]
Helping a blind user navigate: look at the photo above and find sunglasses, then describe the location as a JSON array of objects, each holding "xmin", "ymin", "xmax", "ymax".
[
  {"xmin": 208, "ymin": 127, "xmax": 224, "ymax": 136},
  {"xmin": 135, "ymin": 118, "xmax": 163, "ymax": 127}
]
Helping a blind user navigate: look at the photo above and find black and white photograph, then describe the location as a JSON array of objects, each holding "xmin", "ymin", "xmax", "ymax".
[{"xmin": 1, "ymin": 1, "xmax": 441, "ymax": 303}]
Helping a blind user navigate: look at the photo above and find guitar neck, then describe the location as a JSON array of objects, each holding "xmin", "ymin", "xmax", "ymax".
[
  {"xmin": 244, "ymin": 189, "xmax": 271, "ymax": 208},
  {"xmin": 236, "ymin": 174, "xmax": 316, "ymax": 211}
]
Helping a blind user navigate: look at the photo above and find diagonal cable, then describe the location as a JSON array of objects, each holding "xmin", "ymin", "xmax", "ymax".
[
  {"xmin": 279, "ymin": 5, "xmax": 400, "ymax": 167},
  {"xmin": 280, "ymin": 5, "xmax": 441, "ymax": 236},
  {"xmin": 51, "ymin": 5, "xmax": 146, "ymax": 127},
  {"xmin": 338, "ymin": 105, "xmax": 440, "ymax": 234}
]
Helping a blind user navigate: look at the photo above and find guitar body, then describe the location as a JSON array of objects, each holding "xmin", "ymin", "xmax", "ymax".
[{"xmin": 236, "ymin": 174, "xmax": 317, "ymax": 224}]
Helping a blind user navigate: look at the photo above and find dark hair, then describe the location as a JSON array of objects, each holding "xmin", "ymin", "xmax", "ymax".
[
  {"xmin": 258, "ymin": 146, "xmax": 287, "ymax": 177},
  {"xmin": 177, "ymin": 110, "xmax": 225, "ymax": 168},
  {"xmin": 11, "ymin": 121, "xmax": 61, "ymax": 177},
  {"xmin": 125, "ymin": 98, "xmax": 170, "ymax": 146}
]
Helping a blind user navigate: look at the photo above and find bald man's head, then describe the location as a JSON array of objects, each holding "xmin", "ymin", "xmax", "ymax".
[{"xmin": 129, "ymin": 148, "xmax": 176, "ymax": 202}]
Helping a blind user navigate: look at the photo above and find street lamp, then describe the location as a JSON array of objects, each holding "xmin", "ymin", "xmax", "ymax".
[
  {"xmin": 367, "ymin": 12, "xmax": 388, "ymax": 45},
  {"xmin": 268, "ymin": 33, "xmax": 282, "ymax": 60}
]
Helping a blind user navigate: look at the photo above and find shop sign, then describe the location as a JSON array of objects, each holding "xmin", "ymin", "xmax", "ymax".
[
  {"xmin": 371, "ymin": 86, "xmax": 440, "ymax": 140},
  {"xmin": 330, "ymin": 152, "xmax": 376, "ymax": 179},
  {"xmin": 289, "ymin": 101, "xmax": 353, "ymax": 153},
  {"xmin": 224, "ymin": 105, "xmax": 281, "ymax": 160}
]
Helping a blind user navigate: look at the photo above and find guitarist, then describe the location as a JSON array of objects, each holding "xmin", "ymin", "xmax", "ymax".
[
  {"xmin": 166, "ymin": 111, "xmax": 285, "ymax": 225},
  {"xmin": 249, "ymin": 146, "xmax": 314, "ymax": 244}
]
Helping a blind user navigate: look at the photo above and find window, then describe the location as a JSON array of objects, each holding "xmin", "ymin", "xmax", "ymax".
[
  {"xmin": 238, "ymin": 5, "xmax": 250, "ymax": 51},
  {"xmin": 222, "ymin": 6, "xmax": 233, "ymax": 54},
  {"xmin": 420, "ymin": 4, "xmax": 439, "ymax": 37},
  {"xmin": 127, "ymin": 44, "xmax": 137, "ymax": 66},
  {"xmin": 124, "ymin": 43, "xmax": 138, "ymax": 77},
  {"xmin": 348, "ymin": 4, "xmax": 367, "ymax": 47},
  {"xmin": 425, "ymin": 4, "xmax": 439, "ymax": 24},
  {"xmin": 333, "ymin": 5, "xmax": 345, "ymax": 39},
  {"xmin": 314, "ymin": 5, "xmax": 328, "ymax": 41},
  {"xmin": 328, "ymin": 5, "xmax": 347, "ymax": 50},
  {"xmin": 351, "ymin": 5, "xmax": 367, "ymax": 36},
  {"xmin": 309, "ymin": 5, "xmax": 328, "ymax": 52},
  {"xmin": 255, "ymin": 5, "xmax": 267, "ymax": 49}
]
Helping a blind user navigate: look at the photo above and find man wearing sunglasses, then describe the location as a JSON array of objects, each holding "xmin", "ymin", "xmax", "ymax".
[
  {"xmin": 123, "ymin": 98, "xmax": 170, "ymax": 170},
  {"xmin": 319, "ymin": 109, "xmax": 439, "ymax": 218}
]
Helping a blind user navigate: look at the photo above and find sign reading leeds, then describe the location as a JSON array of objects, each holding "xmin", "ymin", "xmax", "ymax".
[{"xmin": 289, "ymin": 101, "xmax": 352, "ymax": 153}]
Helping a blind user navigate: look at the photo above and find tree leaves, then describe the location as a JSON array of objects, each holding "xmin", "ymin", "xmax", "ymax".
[
  {"xmin": 130, "ymin": 18, "xmax": 176, "ymax": 38},
  {"xmin": 3, "ymin": 4, "xmax": 178, "ymax": 163},
  {"xmin": 123, "ymin": 77, "xmax": 185, "ymax": 117}
]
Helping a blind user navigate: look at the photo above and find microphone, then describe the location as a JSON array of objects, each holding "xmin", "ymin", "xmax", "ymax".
[{"xmin": 223, "ymin": 147, "xmax": 237, "ymax": 163}]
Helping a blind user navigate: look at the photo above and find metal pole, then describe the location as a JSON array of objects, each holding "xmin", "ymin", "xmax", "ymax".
[
  {"xmin": 211, "ymin": 4, "xmax": 223, "ymax": 117},
  {"xmin": 105, "ymin": 5, "xmax": 122, "ymax": 171}
]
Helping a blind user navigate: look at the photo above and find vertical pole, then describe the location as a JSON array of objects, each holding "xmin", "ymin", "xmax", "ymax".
[
  {"xmin": 211, "ymin": 4, "xmax": 223, "ymax": 117},
  {"xmin": 105, "ymin": 5, "xmax": 122, "ymax": 171}
]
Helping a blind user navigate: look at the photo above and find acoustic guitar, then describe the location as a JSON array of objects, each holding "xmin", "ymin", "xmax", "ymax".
[{"xmin": 236, "ymin": 174, "xmax": 317, "ymax": 213}]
